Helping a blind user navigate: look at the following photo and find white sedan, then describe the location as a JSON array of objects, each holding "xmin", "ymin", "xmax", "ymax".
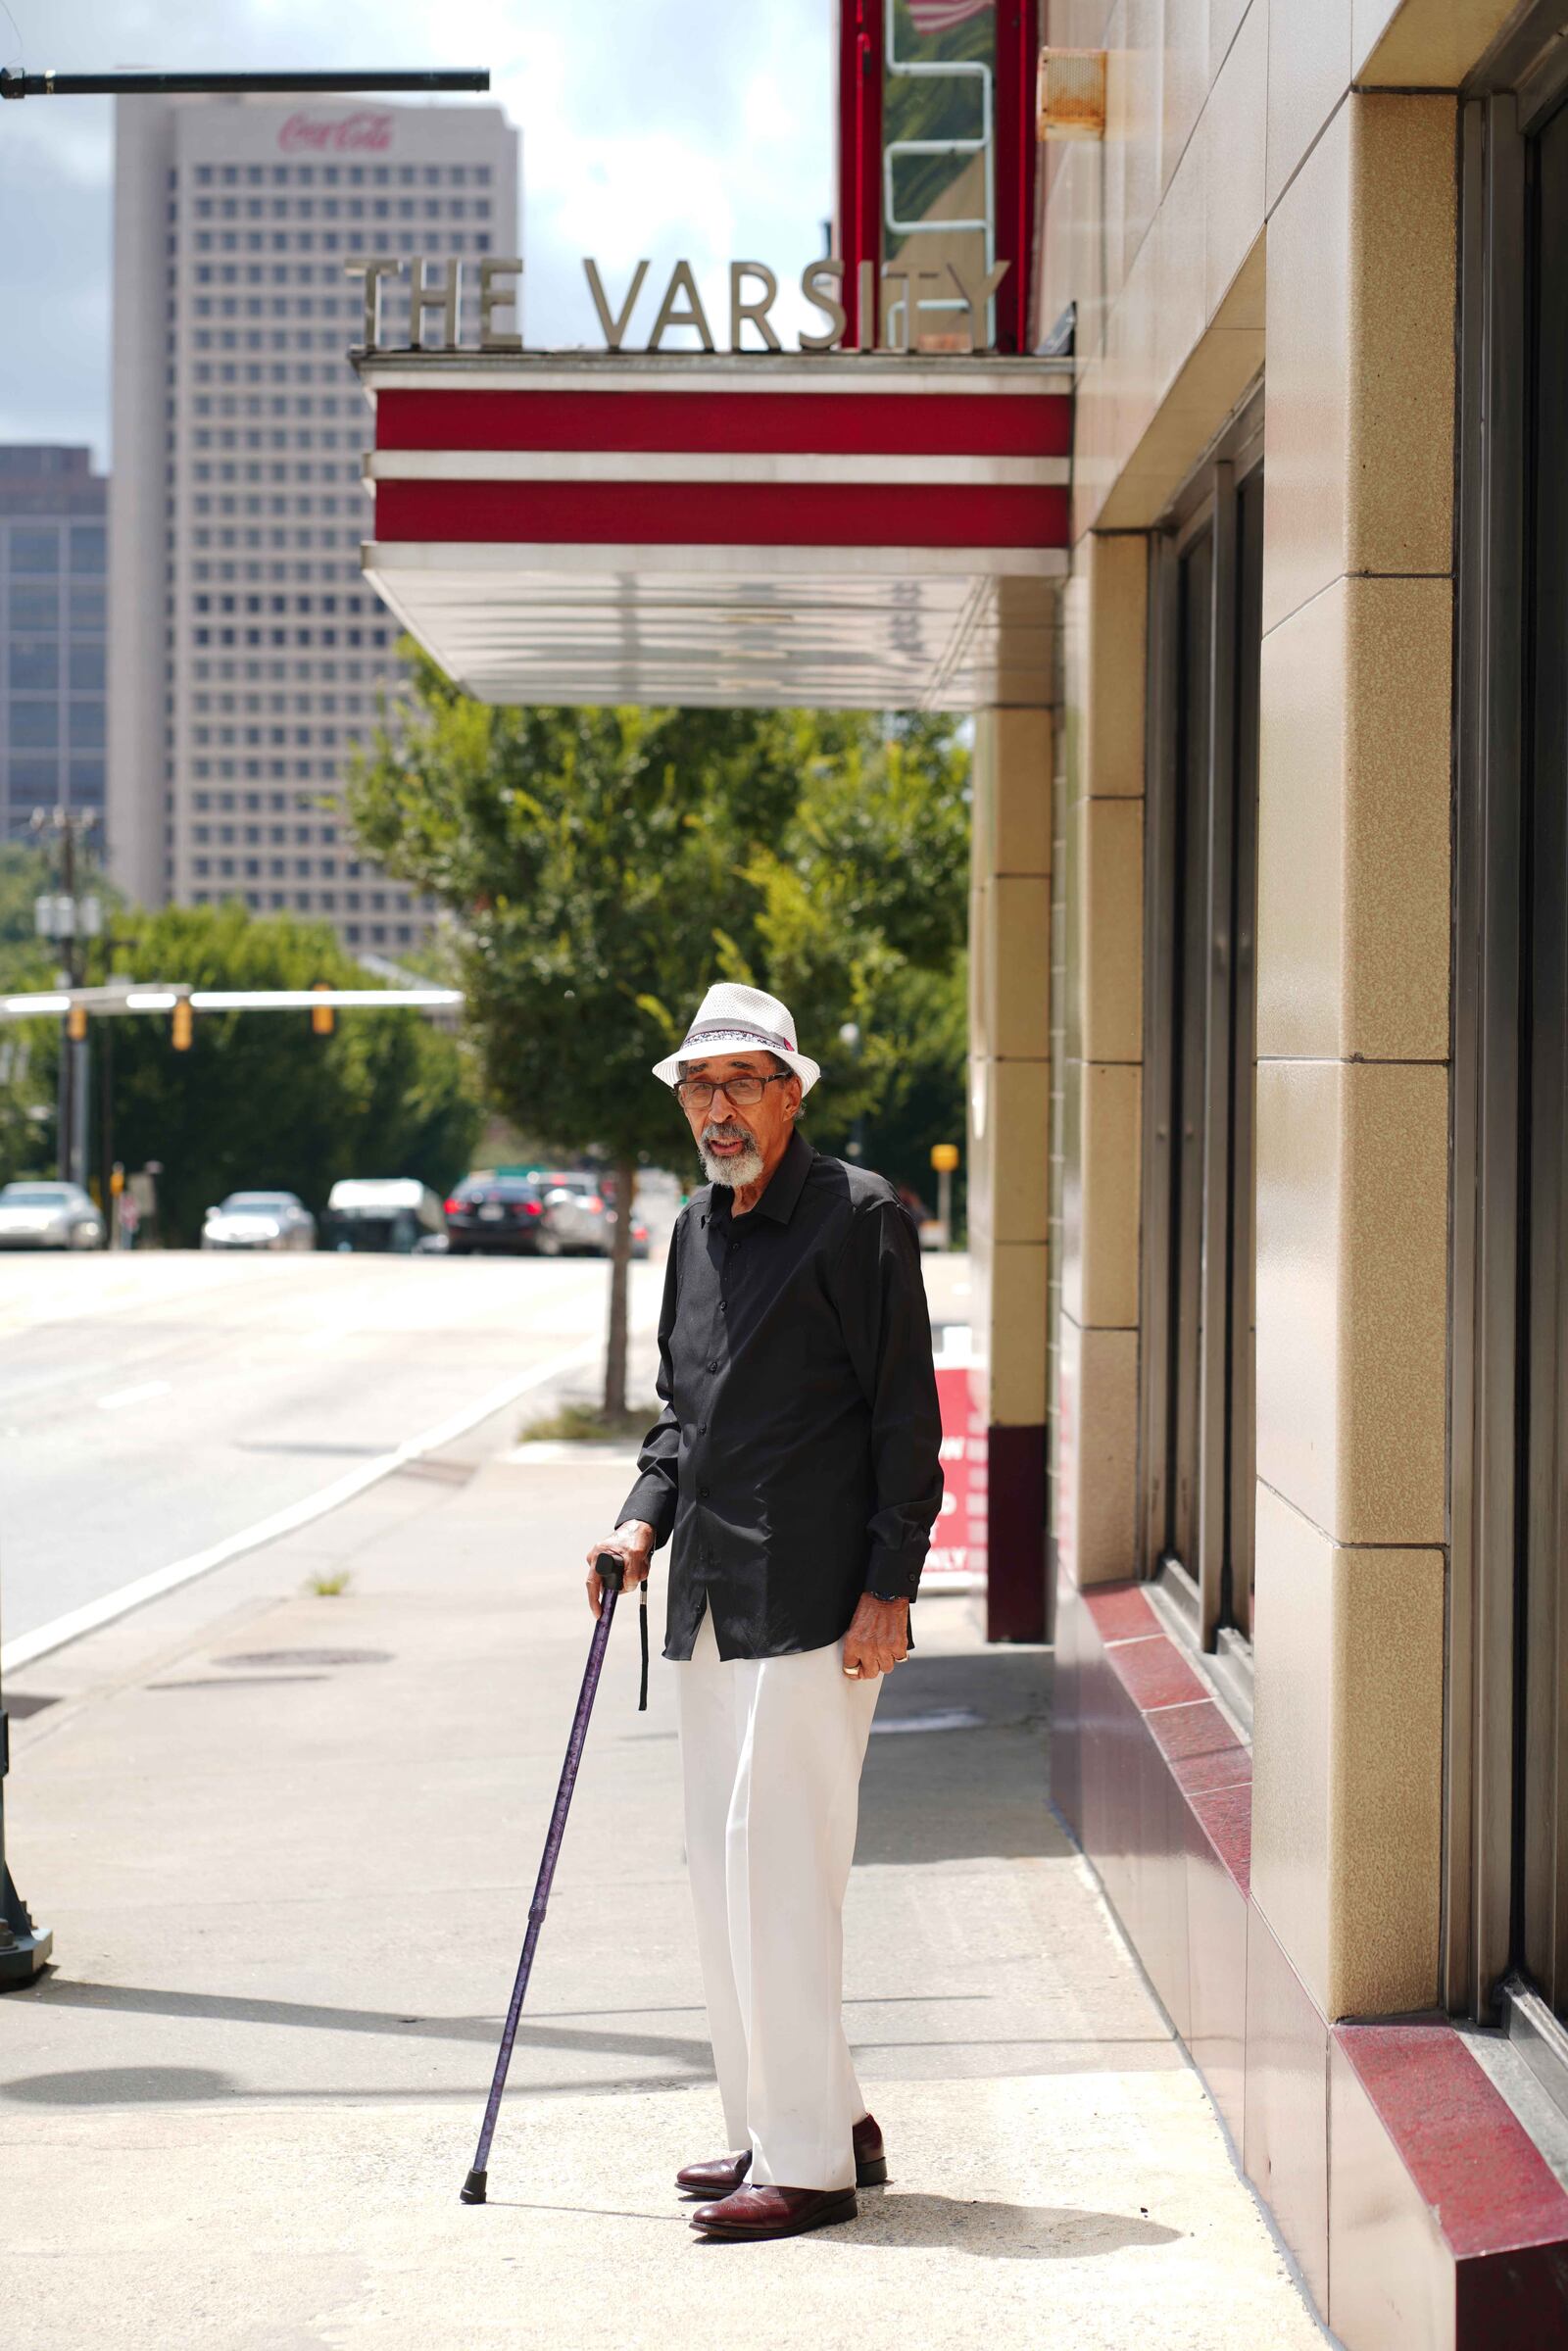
[
  {"xmin": 201, "ymin": 1190, "xmax": 318, "ymax": 1251},
  {"xmin": 0, "ymin": 1180, "xmax": 105, "ymax": 1249}
]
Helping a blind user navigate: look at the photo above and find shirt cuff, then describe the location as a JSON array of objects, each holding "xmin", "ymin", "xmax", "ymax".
[
  {"xmin": 617, "ymin": 1476, "xmax": 674, "ymax": 1547},
  {"xmin": 864, "ymin": 1544, "xmax": 923, "ymax": 1603}
]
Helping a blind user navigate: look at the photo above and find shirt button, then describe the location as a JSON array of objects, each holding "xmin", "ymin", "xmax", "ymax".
[
  {"xmin": 708, "ymin": 1358, "xmax": 719, "ymax": 1373},
  {"xmin": 699, "ymin": 1423, "xmax": 708, "ymax": 1435},
  {"xmin": 699, "ymin": 1485, "xmax": 710, "ymax": 1498}
]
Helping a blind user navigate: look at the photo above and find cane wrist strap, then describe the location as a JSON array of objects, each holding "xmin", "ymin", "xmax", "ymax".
[{"xmin": 638, "ymin": 1583, "xmax": 649, "ymax": 1713}]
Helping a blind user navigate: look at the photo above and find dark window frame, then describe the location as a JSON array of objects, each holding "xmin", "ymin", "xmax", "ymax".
[
  {"xmin": 1452, "ymin": 9, "xmax": 1568, "ymax": 2103},
  {"xmin": 1138, "ymin": 390, "xmax": 1264, "ymax": 1728}
]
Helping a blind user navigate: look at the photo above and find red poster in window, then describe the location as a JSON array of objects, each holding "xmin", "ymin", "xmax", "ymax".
[{"xmin": 927, "ymin": 1363, "xmax": 988, "ymax": 1585}]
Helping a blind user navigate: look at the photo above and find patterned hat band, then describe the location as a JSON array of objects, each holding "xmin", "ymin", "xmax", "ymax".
[{"xmin": 679, "ymin": 1020, "xmax": 796, "ymax": 1057}]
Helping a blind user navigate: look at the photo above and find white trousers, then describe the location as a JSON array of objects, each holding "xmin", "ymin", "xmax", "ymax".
[{"xmin": 675, "ymin": 1606, "xmax": 881, "ymax": 2191}]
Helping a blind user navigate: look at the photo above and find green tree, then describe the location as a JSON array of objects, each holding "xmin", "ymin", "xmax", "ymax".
[
  {"xmin": 350, "ymin": 654, "xmax": 970, "ymax": 1414},
  {"xmin": 86, "ymin": 902, "xmax": 479, "ymax": 1242},
  {"xmin": 0, "ymin": 842, "xmax": 52, "ymax": 967}
]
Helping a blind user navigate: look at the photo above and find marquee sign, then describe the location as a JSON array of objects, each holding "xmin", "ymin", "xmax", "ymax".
[
  {"xmin": 352, "ymin": 344, "xmax": 1070, "ymax": 716},
  {"xmin": 345, "ymin": 254, "xmax": 1012, "ymax": 357}
]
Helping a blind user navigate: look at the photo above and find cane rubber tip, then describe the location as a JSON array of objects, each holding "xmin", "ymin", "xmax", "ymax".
[{"xmin": 460, "ymin": 2169, "xmax": 488, "ymax": 2205}]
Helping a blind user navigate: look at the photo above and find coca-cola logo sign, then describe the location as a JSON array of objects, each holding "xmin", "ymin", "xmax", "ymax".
[{"xmin": 278, "ymin": 112, "xmax": 393, "ymax": 154}]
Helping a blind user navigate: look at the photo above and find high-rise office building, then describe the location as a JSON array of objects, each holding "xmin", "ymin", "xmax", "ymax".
[
  {"xmin": 108, "ymin": 98, "xmax": 519, "ymax": 948},
  {"xmin": 1, "ymin": 447, "xmax": 108, "ymax": 843}
]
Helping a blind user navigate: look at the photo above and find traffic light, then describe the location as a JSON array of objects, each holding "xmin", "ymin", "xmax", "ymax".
[
  {"xmin": 66, "ymin": 1002, "xmax": 87, "ymax": 1043},
  {"xmin": 172, "ymin": 999, "xmax": 193, "ymax": 1052},
  {"xmin": 312, "ymin": 982, "xmax": 334, "ymax": 1038}
]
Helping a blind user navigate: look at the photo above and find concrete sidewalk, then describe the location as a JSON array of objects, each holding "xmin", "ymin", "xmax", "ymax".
[{"xmin": 1, "ymin": 1428, "xmax": 1326, "ymax": 2349}]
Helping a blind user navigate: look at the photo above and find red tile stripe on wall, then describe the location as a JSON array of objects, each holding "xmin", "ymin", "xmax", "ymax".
[
  {"xmin": 1082, "ymin": 1587, "xmax": 1254, "ymax": 1892},
  {"xmin": 1073, "ymin": 1576, "xmax": 1568, "ymax": 2316},
  {"xmin": 1336, "ymin": 2023, "xmax": 1568, "ymax": 2260}
]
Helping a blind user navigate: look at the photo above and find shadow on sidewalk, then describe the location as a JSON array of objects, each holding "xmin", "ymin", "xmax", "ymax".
[
  {"xmin": 695, "ymin": 2192, "xmax": 1183, "ymax": 2262},
  {"xmin": 0, "ymin": 2062, "xmax": 706, "ymax": 2106},
  {"xmin": 9, "ymin": 1979, "xmax": 710, "ymax": 2060},
  {"xmin": 443, "ymin": 2191, "xmax": 1184, "ymax": 2262},
  {"xmin": 855, "ymin": 1646, "xmax": 1054, "ymax": 1866}
]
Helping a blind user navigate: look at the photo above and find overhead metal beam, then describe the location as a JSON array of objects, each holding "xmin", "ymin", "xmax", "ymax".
[{"xmin": 0, "ymin": 68, "xmax": 488, "ymax": 101}]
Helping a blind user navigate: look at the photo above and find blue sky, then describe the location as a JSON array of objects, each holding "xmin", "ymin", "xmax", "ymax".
[{"xmin": 0, "ymin": 0, "xmax": 834, "ymax": 463}]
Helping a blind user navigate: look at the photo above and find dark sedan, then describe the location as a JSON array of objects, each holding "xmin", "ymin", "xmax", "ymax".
[{"xmin": 444, "ymin": 1173, "xmax": 551, "ymax": 1255}]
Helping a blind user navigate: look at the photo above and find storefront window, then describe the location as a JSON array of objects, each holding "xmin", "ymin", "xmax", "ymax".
[
  {"xmin": 1140, "ymin": 400, "xmax": 1263, "ymax": 1680},
  {"xmin": 1520, "ymin": 84, "xmax": 1568, "ymax": 2035}
]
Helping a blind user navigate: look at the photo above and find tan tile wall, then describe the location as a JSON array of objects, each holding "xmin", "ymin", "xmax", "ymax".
[
  {"xmin": 969, "ymin": 704, "xmax": 1055, "ymax": 1442},
  {"xmin": 1039, "ymin": 0, "xmax": 1490, "ymax": 2015},
  {"xmin": 1250, "ymin": 91, "xmax": 1455, "ymax": 2019},
  {"xmin": 1040, "ymin": 0, "xmax": 1493, "ymax": 539},
  {"xmin": 1250, "ymin": 1485, "xmax": 1445, "ymax": 2016},
  {"xmin": 1056, "ymin": 533, "xmax": 1146, "ymax": 1584}
]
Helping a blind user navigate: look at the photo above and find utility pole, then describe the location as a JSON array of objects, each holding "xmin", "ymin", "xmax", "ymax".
[
  {"xmin": 931, "ymin": 1142, "xmax": 959, "ymax": 1249},
  {"xmin": 31, "ymin": 807, "xmax": 101, "ymax": 1189}
]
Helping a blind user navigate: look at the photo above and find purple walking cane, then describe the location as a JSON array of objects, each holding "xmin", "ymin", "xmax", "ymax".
[{"xmin": 461, "ymin": 1553, "xmax": 647, "ymax": 2205}]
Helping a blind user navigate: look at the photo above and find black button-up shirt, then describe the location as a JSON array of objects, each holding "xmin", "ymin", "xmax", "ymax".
[{"xmin": 617, "ymin": 1131, "xmax": 944, "ymax": 1661}]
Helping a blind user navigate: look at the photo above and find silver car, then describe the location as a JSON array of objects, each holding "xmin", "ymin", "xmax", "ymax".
[
  {"xmin": 0, "ymin": 1179, "xmax": 105, "ymax": 1249},
  {"xmin": 201, "ymin": 1190, "xmax": 318, "ymax": 1251},
  {"xmin": 535, "ymin": 1172, "xmax": 651, "ymax": 1260}
]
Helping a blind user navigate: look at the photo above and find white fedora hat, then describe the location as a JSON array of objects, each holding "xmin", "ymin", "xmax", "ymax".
[{"xmin": 653, "ymin": 982, "xmax": 820, "ymax": 1097}]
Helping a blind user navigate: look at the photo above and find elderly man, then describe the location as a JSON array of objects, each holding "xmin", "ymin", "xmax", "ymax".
[{"xmin": 587, "ymin": 981, "xmax": 943, "ymax": 2244}]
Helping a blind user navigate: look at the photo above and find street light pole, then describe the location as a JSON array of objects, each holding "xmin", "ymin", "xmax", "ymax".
[{"xmin": 0, "ymin": 68, "xmax": 488, "ymax": 100}]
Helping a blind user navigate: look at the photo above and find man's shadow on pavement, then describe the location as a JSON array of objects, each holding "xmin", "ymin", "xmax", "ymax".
[{"xmin": 701, "ymin": 2191, "xmax": 1183, "ymax": 2261}]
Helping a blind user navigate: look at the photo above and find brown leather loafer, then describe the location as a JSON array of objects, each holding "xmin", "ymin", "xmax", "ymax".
[
  {"xmin": 675, "ymin": 2148, "xmax": 750, "ymax": 2199},
  {"xmin": 690, "ymin": 2183, "xmax": 858, "ymax": 2241},
  {"xmin": 676, "ymin": 2112, "xmax": 887, "ymax": 2198},
  {"xmin": 851, "ymin": 2112, "xmax": 888, "ymax": 2186}
]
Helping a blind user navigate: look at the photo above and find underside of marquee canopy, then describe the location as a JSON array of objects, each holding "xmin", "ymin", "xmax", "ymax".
[{"xmin": 355, "ymin": 351, "xmax": 1070, "ymax": 712}]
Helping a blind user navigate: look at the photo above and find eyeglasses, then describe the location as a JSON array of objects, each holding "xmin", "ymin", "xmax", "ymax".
[{"xmin": 674, "ymin": 1072, "xmax": 793, "ymax": 1110}]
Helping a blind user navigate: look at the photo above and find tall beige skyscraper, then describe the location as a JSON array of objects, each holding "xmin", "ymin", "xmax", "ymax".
[{"xmin": 108, "ymin": 97, "xmax": 519, "ymax": 951}]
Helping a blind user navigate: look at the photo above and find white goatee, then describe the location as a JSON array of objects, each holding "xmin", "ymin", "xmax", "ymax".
[{"xmin": 700, "ymin": 1122, "xmax": 764, "ymax": 1189}]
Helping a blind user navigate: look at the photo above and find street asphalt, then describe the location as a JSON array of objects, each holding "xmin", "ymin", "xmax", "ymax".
[{"xmin": 0, "ymin": 1249, "xmax": 664, "ymax": 1653}]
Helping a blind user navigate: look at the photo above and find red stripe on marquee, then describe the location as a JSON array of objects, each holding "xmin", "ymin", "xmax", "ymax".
[
  {"xmin": 374, "ymin": 478, "xmax": 1068, "ymax": 550},
  {"xmin": 375, "ymin": 388, "xmax": 1070, "ymax": 460}
]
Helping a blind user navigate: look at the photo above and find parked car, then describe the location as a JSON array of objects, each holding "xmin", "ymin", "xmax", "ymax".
[
  {"xmin": 201, "ymin": 1190, "xmax": 318, "ymax": 1251},
  {"xmin": 535, "ymin": 1173, "xmax": 607, "ymax": 1256},
  {"xmin": 320, "ymin": 1178, "xmax": 447, "ymax": 1254},
  {"xmin": 0, "ymin": 1179, "xmax": 104, "ymax": 1250},
  {"xmin": 444, "ymin": 1172, "xmax": 552, "ymax": 1255},
  {"xmin": 536, "ymin": 1172, "xmax": 651, "ymax": 1260}
]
